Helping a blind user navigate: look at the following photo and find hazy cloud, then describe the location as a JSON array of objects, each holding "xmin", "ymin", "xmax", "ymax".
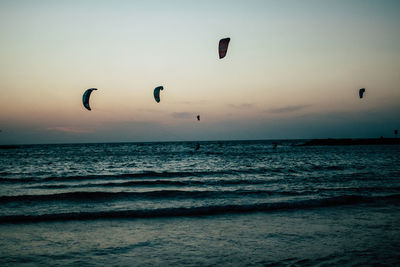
[
  {"xmin": 228, "ymin": 103, "xmax": 255, "ymax": 109},
  {"xmin": 170, "ymin": 112, "xmax": 194, "ymax": 119},
  {"xmin": 267, "ymin": 104, "xmax": 312, "ymax": 114},
  {"xmin": 46, "ymin": 126, "xmax": 93, "ymax": 134}
]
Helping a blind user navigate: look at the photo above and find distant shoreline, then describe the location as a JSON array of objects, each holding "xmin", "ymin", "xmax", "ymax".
[
  {"xmin": 0, "ymin": 145, "xmax": 21, "ymax": 149},
  {"xmin": 1, "ymin": 138, "xmax": 399, "ymax": 148},
  {"xmin": 299, "ymin": 138, "xmax": 400, "ymax": 146}
]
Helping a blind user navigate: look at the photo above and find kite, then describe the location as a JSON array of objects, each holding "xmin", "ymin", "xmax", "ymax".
[
  {"xmin": 154, "ymin": 86, "xmax": 164, "ymax": 103},
  {"xmin": 82, "ymin": 88, "xmax": 97, "ymax": 110},
  {"xmin": 218, "ymin": 38, "xmax": 230, "ymax": 59},
  {"xmin": 359, "ymin": 88, "xmax": 366, "ymax": 98}
]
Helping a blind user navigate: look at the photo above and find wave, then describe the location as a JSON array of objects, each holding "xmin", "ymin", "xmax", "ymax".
[
  {"xmin": 0, "ymin": 189, "xmax": 304, "ymax": 204},
  {"xmin": 0, "ymin": 168, "xmax": 276, "ymax": 183},
  {"xmin": 1, "ymin": 194, "xmax": 398, "ymax": 224},
  {"xmin": 1, "ymin": 166, "xmax": 382, "ymax": 185},
  {"xmin": 2, "ymin": 184, "xmax": 398, "ymax": 204},
  {"xmin": 311, "ymin": 165, "xmax": 346, "ymax": 171},
  {"xmin": 28, "ymin": 178, "xmax": 273, "ymax": 189}
]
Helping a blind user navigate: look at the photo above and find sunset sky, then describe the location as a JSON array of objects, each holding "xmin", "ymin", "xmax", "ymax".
[{"xmin": 1, "ymin": 0, "xmax": 399, "ymax": 144}]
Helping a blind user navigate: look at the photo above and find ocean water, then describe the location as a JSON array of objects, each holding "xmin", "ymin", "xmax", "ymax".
[{"xmin": 0, "ymin": 140, "xmax": 399, "ymax": 266}]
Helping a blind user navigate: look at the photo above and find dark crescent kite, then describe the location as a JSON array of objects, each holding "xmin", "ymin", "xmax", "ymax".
[
  {"xmin": 154, "ymin": 86, "xmax": 164, "ymax": 103},
  {"xmin": 82, "ymin": 88, "xmax": 97, "ymax": 111},
  {"xmin": 359, "ymin": 88, "xmax": 366, "ymax": 98}
]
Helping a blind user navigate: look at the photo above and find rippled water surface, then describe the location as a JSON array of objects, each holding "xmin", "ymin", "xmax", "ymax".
[{"xmin": 0, "ymin": 140, "xmax": 399, "ymax": 265}]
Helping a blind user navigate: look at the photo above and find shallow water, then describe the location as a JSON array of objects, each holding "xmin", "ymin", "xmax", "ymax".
[
  {"xmin": 1, "ymin": 205, "xmax": 399, "ymax": 266},
  {"xmin": 0, "ymin": 140, "xmax": 399, "ymax": 265}
]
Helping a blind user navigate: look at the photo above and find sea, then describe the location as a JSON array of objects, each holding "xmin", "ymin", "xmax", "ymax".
[{"xmin": 0, "ymin": 140, "xmax": 399, "ymax": 266}]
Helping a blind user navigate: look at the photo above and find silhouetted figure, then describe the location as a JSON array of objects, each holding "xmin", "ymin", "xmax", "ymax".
[
  {"xmin": 195, "ymin": 143, "xmax": 200, "ymax": 151},
  {"xmin": 197, "ymin": 115, "xmax": 200, "ymax": 121},
  {"xmin": 395, "ymin": 130, "xmax": 398, "ymax": 138},
  {"xmin": 272, "ymin": 143, "xmax": 278, "ymax": 149}
]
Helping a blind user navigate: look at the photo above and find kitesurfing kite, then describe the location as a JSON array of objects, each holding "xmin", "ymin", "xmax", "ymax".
[
  {"xmin": 359, "ymin": 88, "xmax": 366, "ymax": 98},
  {"xmin": 154, "ymin": 86, "xmax": 164, "ymax": 103},
  {"xmin": 82, "ymin": 88, "xmax": 97, "ymax": 111},
  {"xmin": 218, "ymin": 38, "xmax": 230, "ymax": 59}
]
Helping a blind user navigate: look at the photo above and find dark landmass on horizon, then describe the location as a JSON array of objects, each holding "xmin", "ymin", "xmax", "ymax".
[
  {"xmin": 299, "ymin": 137, "xmax": 400, "ymax": 146},
  {"xmin": 0, "ymin": 145, "xmax": 21, "ymax": 149}
]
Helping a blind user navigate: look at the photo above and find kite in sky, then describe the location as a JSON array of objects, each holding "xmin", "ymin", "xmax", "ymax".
[
  {"xmin": 218, "ymin": 38, "xmax": 230, "ymax": 59},
  {"xmin": 82, "ymin": 88, "xmax": 97, "ymax": 111},
  {"xmin": 154, "ymin": 86, "xmax": 164, "ymax": 103}
]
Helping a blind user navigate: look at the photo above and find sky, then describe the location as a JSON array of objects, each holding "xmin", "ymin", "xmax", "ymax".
[{"xmin": 0, "ymin": 0, "xmax": 399, "ymax": 144}]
